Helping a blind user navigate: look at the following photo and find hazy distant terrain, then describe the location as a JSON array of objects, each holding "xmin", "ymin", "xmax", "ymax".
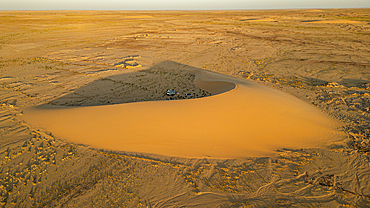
[{"xmin": 0, "ymin": 9, "xmax": 369, "ymax": 207}]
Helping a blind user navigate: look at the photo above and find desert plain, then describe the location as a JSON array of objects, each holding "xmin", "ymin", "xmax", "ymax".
[{"xmin": 0, "ymin": 9, "xmax": 370, "ymax": 207}]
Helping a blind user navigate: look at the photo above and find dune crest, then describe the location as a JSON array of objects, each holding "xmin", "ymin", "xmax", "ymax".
[{"xmin": 21, "ymin": 62, "xmax": 346, "ymax": 159}]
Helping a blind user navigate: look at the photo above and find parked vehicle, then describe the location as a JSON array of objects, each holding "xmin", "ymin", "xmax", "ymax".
[{"xmin": 166, "ymin": 89, "xmax": 176, "ymax": 96}]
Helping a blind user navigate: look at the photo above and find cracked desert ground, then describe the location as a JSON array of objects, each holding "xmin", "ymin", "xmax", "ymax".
[{"xmin": 0, "ymin": 9, "xmax": 370, "ymax": 207}]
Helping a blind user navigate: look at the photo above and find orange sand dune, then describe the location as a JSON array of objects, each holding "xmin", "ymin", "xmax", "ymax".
[{"xmin": 22, "ymin": 66, "xmax": 346, "ymax": 159}]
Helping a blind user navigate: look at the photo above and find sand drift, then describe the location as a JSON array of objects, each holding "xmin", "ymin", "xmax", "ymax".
[{"xmin": 22, "ymin": 64, "xmax": 346, "ymax": 159}]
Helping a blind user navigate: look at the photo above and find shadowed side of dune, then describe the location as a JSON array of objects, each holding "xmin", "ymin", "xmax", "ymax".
[
  {"xmin": 48, "ymin": 61, "xmax": 235, "ymax": 106},
  {"xmin": 191, "ymin": 69, "xmax": 236, "ymax": 95},
  {"xmin": 21, "ymin": 61, "xmax": 346, "ymax": 159}
]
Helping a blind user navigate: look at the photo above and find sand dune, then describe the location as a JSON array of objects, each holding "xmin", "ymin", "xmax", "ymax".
[
  {"xmin": 22, "ymin": 62, "xmax": 346, "ymax": 159},
  {"xmin": 303, "ymin": 9, "xmax": 325, "ymax": 13},
  {"xmin": 123, "ymin": 15, "xmax": 153, "ymax": 19},
  {"xmin": 302, "ymin": 19, "xmax": 363, "ymax": 24},
  {"xmin": 242, "ymin": 18, "xmax": 277, "ymax": 22}
]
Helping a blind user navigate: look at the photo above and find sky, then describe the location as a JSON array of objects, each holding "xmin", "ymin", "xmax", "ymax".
[{"xmin": 1, "ymin": 0, "xmax": 369, "ymax": 10}]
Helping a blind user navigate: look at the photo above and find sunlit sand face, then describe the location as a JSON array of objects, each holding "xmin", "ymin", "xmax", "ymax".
[{"xmin": 21, "ymin": 62, "xmax": 346, "ymax": 159}]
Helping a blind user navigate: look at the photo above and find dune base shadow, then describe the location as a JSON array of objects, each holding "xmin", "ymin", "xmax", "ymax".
[{"xmin": 49, "ymin": 61, "xmax": 236, "ymax": 107}]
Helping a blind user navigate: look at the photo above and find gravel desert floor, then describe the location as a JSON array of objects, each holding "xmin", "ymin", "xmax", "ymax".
[{"xmin": 0, "ymin": 9, "xmax": 370, "ymax": 207}]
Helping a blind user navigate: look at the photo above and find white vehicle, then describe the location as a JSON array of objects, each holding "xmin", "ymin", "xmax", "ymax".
[{"xmin": 166, "ymin": 89, "xmax": 176, "ymax": 96}]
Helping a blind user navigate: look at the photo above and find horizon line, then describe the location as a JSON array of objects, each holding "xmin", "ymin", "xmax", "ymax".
[{"xmin": 1, "ymin": 7, "xmax": 369, "ymax": 12}]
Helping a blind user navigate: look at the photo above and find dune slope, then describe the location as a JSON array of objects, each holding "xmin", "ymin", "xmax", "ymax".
[{"xmin": 22, "ymin": 63, "xmax": 346, "ymax": 159}]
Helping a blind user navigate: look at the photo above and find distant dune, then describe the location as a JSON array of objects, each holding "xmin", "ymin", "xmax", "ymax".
[{"xmin": 302, "ymin": 19, "xmax": 363, "ymax": 24}]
